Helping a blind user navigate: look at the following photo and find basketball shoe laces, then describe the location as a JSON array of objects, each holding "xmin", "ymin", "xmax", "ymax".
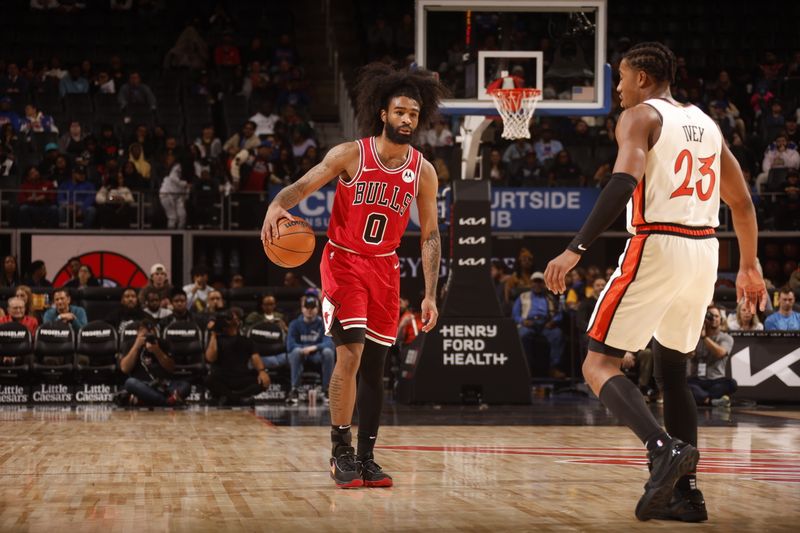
[
  {"xmin": 358, "ymin": 456, "xmax": 384, "ymax": 476},
  {"xmin": 335, "ymin": 448, "xmax": 359, "ymax": 472}
]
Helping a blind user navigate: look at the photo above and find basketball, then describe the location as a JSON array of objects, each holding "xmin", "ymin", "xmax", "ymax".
[{"xmin": 263, "ymin": 217, "xmax": 315, "ymax": 268}]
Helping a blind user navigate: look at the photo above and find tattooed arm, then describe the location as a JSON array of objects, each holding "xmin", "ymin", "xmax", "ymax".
[
  {"xmin": 261, "ymin": 141, "xmax": 359, "ymax": 243},
  {"xmin": 417, "ymin": 159, "xmax": 440, "ymax": 332}
]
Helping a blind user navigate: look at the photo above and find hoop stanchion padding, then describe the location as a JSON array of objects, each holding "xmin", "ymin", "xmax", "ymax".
[{"xmin": 489, "ymin": 88, "xmax": 542, "ymax": 140}]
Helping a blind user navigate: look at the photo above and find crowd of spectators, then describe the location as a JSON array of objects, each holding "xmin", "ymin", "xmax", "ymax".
[
  {"xmin": 1, "ymin": 6, "xmax": 797, "ymax": 234},
  {"xmin": 0, "ymin": 256, "xmax": 310, "ymax": 405},
  {"xmin": 354, "ymin": 3, "xmax": 799, "ymax": 230},
  {"xmin": 1, "ymin": 3, "xmax": 799, "ymax": 411},
  {"xmin": 0, "ymin": 247, "xmax": 798, "ymax": 407},
  {"xmin": 489, "ymin": 246, "xmax": 800, "ymax": 407},
  {"xmin": 0, "ymin": 1, "xmax": 318, "ymax": 231}
]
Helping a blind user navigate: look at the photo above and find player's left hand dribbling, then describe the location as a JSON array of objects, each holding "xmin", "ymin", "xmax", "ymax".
[
  {"xmin": 544, "ymin": 250, "xmax": 581, "ymax": 294},
  {"xmin": 420, "ymin": 297, "xmax": 438, "ymax": 333}
]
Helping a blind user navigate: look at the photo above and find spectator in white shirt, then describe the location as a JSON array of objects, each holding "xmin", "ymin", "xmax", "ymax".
[
  {"xmin": 142, "ymin": 287, "xmax": 173, "ymax": 321},
  {"xmin": 757, "ymin": 133, "xmax": 800, "ymax": 191},
  {"xmin": 183, "ymin": 265, "xmax": 211, "ymax": 312},
  {"xmin": 249, "ymin": 101, "xmax": 280, "ymax": 137}
]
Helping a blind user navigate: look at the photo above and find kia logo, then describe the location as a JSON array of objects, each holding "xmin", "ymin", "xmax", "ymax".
[
  {"xmin": 457, "ymin": 258, "xmax": 486, "ymax": 266},
  {"xmin": 458, "ymin": 217, "xmax": 487, "ymax": 226},
  {"xmin": 731, "ymin": 347, "xmax": 800, "ymax": 387}
]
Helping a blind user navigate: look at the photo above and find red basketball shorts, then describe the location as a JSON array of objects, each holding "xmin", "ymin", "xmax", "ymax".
[{"xmin": 320, "ymin": 242, "xmax": 400, "ymax": 346}]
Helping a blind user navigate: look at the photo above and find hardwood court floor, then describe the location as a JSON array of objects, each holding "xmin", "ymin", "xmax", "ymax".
[{"xmin": 0, "ymin": 403, "xmax": 798, "ymax": 532}]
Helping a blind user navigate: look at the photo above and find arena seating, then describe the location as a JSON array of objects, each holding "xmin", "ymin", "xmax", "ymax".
[
  {"xmin": 162, "ymin": 320, "xmax": 205, "ymax": 382},
  {"xmin": 32, "ymin": 321, "xmax": 75, "ymax": 381},
  {"xmin": 75, "ymin": 320, "xmax": 117, "ymax": 382},
  {"xmin": 0, "ymin": 322, "xmax": 33, "ymax": 382}
]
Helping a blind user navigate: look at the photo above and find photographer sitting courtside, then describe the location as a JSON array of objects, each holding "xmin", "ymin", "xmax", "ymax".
[
  {"xmin": 687, "ymin": 305, "xmax": 737, "ymax": 407},
  {"xmin": 205, "ymin": 310, "xmax": 270, "ymax": 406},
  {"xmin": 285, "ymin": 295, "xmax": 335, "ymax": 405},
  {"xmin": 119, "ymin": 318, "xmax": 190, "ymax": 406}
]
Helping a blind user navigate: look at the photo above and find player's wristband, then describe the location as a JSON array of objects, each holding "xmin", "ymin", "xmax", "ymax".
[{"xmin": 567, "ymin": 172, "xmax": 638, "ymax": 254}]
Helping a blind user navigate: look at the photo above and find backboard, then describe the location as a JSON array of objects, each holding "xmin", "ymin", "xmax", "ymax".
[{"xmin": 415, "ymin": 0, "xmax": 610, "ymax": 117}]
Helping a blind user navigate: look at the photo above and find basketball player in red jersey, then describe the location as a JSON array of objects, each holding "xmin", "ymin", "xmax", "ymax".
[
  {"xmin": 262, "ymin": 63, "xmax": 447, "ymax": 488},
  {"xmin": 544, "ymin": 43, "xmax": 768, "ymax": 521}
]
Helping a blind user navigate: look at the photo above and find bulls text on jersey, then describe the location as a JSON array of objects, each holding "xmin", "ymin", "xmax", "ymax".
[{"xmin": 352, "ymin": 181, "xmax": 413, "ymax": 216}]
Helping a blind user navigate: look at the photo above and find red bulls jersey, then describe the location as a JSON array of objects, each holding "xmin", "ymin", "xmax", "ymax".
[{"xmin": 327, "ymin": 136, "xmax": 421, "ymax": 256}]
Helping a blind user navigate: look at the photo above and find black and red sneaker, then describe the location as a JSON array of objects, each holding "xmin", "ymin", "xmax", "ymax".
[
  {"xmin": 330, "ymin": 446, "xmax": 363, "ymax": 489},
  {"xmin": 358, "ymin": 453, "xmax": 393, "ymax": 488}
]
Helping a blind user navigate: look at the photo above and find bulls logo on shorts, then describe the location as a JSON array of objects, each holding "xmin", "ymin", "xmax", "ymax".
[
  {"xmin": 402, "ymin": 169, "xmax": 415, "ymax": 183},
  {"xmin": 321, "ymin": 295, "xmax": 338, "ymax": 334}
]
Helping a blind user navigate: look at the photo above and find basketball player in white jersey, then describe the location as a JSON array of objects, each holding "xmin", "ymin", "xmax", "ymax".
[{"xmin": 544, "ymin": 43, "xmax": 767, "ymax": 522}]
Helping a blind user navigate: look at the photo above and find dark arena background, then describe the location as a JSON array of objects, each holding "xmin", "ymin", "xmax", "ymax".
[{"xmin": 0, "ymin": 1, "xmax": 798, "ymax": 531}]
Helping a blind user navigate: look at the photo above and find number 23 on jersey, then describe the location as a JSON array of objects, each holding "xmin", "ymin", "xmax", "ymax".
[{"xmin": 670, "ymin": 149, "xmax": 716, "ymax": 201}]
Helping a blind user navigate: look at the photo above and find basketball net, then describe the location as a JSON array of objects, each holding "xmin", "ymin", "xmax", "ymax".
[{"xmin": 489, "ymin": 87, "xmax": 542, "ymax": 140}]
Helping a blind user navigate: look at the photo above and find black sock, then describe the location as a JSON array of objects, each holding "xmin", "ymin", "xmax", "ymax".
[
  {"xmin": 331, "ymin": 424, "xmax": 352, "ymax": 456},
  {"xmin": 357, "ymin": 431, "xmax": 376, "ymax": 459},
  {"xmin": 654, "ymin": 340, "xmax": 699, "ymax": 489},
  {"xmin": 599, "ymin": 375, "xmax": 669, "ymax": 450},
  {"xmin": 355, "ymin": 340, "xmax": 388, "ymax": 459},
  {"xmin": 653, "ymin": 340, "xmax": 697, "ymax": 446}
]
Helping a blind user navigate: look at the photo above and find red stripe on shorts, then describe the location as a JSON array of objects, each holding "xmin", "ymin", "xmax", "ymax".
[
  {"xmin": 588, "ymin": 234, "xmax": 648, "ymax": 343},
  {"xmin": 635, "ymin": 223, "xmax": 715, "ymax": 237}
]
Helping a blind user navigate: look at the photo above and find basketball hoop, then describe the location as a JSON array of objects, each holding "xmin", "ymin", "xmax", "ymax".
[{"xmin": 489, "ymin": 88, "xmax": 542, "ymax": 140}]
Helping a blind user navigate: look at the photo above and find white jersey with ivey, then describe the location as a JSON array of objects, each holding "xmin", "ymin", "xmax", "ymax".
[{"xmin": 626, "ymin": 98, "xmax": 723, "ymax": 234}]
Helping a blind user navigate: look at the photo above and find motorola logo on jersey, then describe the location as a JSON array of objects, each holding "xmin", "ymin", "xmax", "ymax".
[
  {"xmin": 402, "ymin": 169, "xmax": 416, "ymax": 183},
  {"xmin": 458, "ymin": 236, "xmax": 486, "ymax": 245},
  {"xmin": 352, "ymin": 181, "xmax": 413, "ymax": 216}
]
